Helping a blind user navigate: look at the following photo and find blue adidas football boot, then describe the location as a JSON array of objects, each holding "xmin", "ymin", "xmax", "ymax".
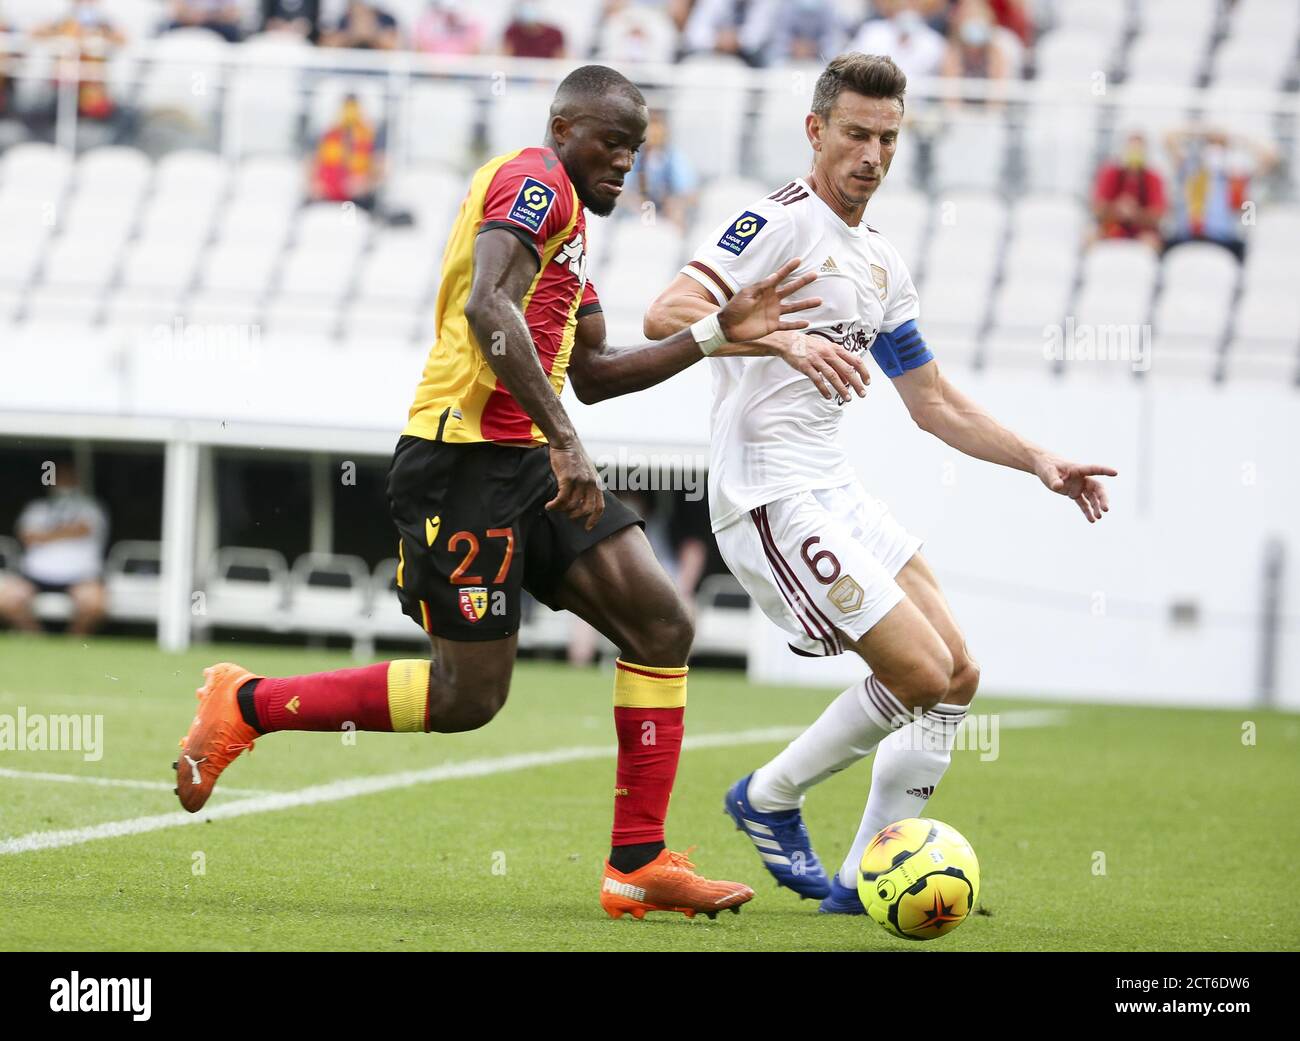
[
  {"xmin": 723, "ymin": 773, "xmax": 830, "ymax": 899},
  {"xmin": 818, "ymin": 874, "xmax": 866, "ymax": 915}
]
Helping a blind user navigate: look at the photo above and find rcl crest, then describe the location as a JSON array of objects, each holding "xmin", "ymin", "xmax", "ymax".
[
  {"xmin": 458, "ymin": 586, "xmax": 488, "ymax": 623},
  {"xmin": 554, "ymin": 232, "xmax": 587, "ymax": 285}
]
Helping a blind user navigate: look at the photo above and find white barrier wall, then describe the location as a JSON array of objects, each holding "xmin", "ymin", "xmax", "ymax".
[
  {"xmin": 3, "ymin": 336, "xmax": 1296, "ymax": 709},
  {"xmin": 569, "ymin": 362, "xmax": 1300, "ymax": 711}
]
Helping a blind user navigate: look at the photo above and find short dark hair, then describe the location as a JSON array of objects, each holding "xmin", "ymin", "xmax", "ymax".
[
  {"xmin": 811, "ymin": 53, "xmax": 907, "ymax": 119},
  {"xmin": 551, "ymin": 64, "xmax": 645, "ymax": 118}
]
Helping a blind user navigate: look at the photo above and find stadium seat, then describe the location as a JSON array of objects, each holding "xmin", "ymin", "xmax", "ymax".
[
  {"xmin": 485, "ymin": 84, "xmax": 557, "ymax": 160},
  {"xmin": 138, "ymin": 28, "xmax": 230, "ymax": 122},
  {"xmin": 1153, "ymin": 243, "xmax": 1239, "ymax": 345},
  {"xmin": 287, "ymin": 552, "xmax": 372, "ymax": 639},
  {"xmin": 0, "ymin": 141, "xmax": 74, "ymax": 202},
  {"xmin": 1123, "ymin": 33, "xmax": 1206, "ymax": 87},
  {"xmin": 1210, "ymin": 35, "xmax": 1293, "ymax": 91},
  {"xmin": 755, "ymin": 86, "xmax": 818, "ymax": 187},
  {"xmin": 199, "ymin": 241, "xmax": 283, "ymax": 296},
  {"xmin": 201, "ymin": 547, "xmax": 290, "ymax": 632},
  {"xmin": 403, "ymin": 82, "xmax": 479, "ymax": 170},
  {"xmin": 354, "ymin": 231, "xmax": 440, "ymax": 307},
  {"xmin": 104, "ymin": 540, "xmax": 163, "ymax": 624},
  {"xmin": 0, "ymin": 534, "xmax": 20, "ymax": 574},
  {"xmin": 154, "ymin": 149, "xmax": 228, "ymax": 200},
  {"xmin": 864, "ymin": 186, "xmax": 929, "ymax": 270},
  {"xmin": 1232, "ymin": 287, "xmax": 1300, "ymax": 352},
  {"xmin": 692, "ymin": 574, "xmax": 749, "ymax": 658},
  {"xmin": 930, "ymin": 113, "xmax": 1009, "ymax": 193},
  {"xmin": 1020, "ymin": 85, "xmax": 1100, "ymax": 198},
  {"xmin": 1048, "ymin": 0, "xmax": 1129, "ymax": 51},
  {"xmin": 365, "ymin": 559, "xmax": 426, "ymax": 644},
  {"xmin": 669, "ymin": 57, "xmax": 748, "ymax": 183},
  {"xmin": 1222, "ymin": 345, "xmax": 1300, "ymax": 384},
  {"xmin": 1137, "ymin": 0, "xmax": 1218, "ymax": 41},
  {"xmin": 1009, "ymin": 194, "xmax": 1087, "ymax": 248}
]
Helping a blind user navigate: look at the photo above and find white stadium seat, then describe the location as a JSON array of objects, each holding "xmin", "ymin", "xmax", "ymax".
[
  {"xmin": 202, "ymin": 548, "xmax": 290, "ymax": 631},
  {"xmin": 288, "ymin": 552, "xmax": 372, "ymax": 637},
  {"xmin": 105, "ymin": 541, "xmax": 163, "ymax": 623}
]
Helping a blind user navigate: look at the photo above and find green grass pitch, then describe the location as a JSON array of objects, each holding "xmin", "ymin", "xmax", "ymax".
[{"xmin": 0, "ymin": 632, "xmax": 1296, "ymax": 952}]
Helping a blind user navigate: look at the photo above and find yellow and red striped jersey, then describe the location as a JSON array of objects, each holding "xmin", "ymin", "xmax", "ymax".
[{"xmin": 403, "ymin": 146, "xmax": 599, "ymax": 445}]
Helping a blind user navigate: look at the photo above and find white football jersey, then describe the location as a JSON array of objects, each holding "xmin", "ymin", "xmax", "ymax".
[{"xmin": 682, "ymin": 177, "xmax": 930, "ymax": 532}]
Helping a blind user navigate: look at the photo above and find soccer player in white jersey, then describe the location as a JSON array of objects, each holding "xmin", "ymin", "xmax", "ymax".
[{"xmin": 644, "ymin": 53, "xmax": 1117, "ymax": 912}]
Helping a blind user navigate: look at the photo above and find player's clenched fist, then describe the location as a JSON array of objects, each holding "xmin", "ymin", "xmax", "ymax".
[{"xmin": 546, "ymin": 440, "xmax": 605, "ymax": 530}]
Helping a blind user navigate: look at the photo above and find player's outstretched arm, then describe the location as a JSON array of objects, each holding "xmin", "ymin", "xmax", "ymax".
[
  {"xmin": 467, "ymin": 229, "xmax": 605, "ymax": 529},
  {"xmin": 568, "ymin": 259, "xmax": 822, "ymax": 404},
  {"xmin": 894, "ymin": 360, "xmax": 1117, "ymax": 523},
  {"xmin": 642, "ymin": 273, "xmax": 869, "ymax": 402}
]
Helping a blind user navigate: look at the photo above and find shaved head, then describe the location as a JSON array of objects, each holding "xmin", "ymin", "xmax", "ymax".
[
  {"xmin": 545, "ymin": 65, "xmax": 648, "ymax": 216},
  {"xmin": 551, "ymin": 64, "xmax": 645, "ymax": 120}
]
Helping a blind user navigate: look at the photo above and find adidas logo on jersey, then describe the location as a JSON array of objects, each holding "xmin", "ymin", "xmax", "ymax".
[
  {"xmin": 906, "ymin": 785, "xmax": 936, "ymax": 798},
  {"xmin": 819, "ymin": 256, "xmax": 840, "ymax": 273}
]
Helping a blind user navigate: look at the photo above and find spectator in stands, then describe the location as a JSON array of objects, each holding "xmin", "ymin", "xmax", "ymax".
[
  {"xmin": 0, "ymin": 457, "xmax": 108, "ymax": 636},
  {"xmin": 502, "ymin": 2, "xmax": 566, "ymax": 60},
  {"xmin": 603, "ymin": 0, "xmax": 693, "ymax": 33},
  {"xmin": 940, "ymin": 0, "xmax": 1011, "ymax": 107},
  {"xmin": 322, "ymin": 1, "xmax": 401, "ymax": 51},
  {"xmin": 987, "ymin": 0, "xmax": 1031, "ymax": 45},
  {"xmin": 682, "ymin": 0, "xmax": 781, "ymax": 67},
  {"xmin": 262, "ymin": 0, "xmax": 321, "ymax": 40},
  {"xmin": 1164, "ymin": 126, "xmax": 1279, "ymax": 262},
  {"xmin": 308, "ymin": 93, "xmax": 385, "ymax": 211},
  {"xmin": 767, "ymin": 0, "xmax": 843, "ymax": 64},
  {"xmin": 850, "ymin": 0, "xmax": 946, "ymax": 83},
  {"xmin": 1090, "ymin": 131, "xmax": 1166, "ymax": 252},
  {"xmin": 166, "ymin": 1, "xmax": 244, "ymax": 43},
  {"xmin": 32, "ymin": 1, "xmax": 125, "ymax": 121},
  {"xmin": 413, "ymin": 0, "xmax": 484, "ymax": 55},
  {"xmin": 623, "ymin": 109, "xmax": 698, "ymax": 230}
]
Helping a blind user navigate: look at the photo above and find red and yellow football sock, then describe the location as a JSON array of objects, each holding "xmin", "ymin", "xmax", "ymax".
[
  {"xmin": 610, "ymin": 659, "xmax": 687, "ymax": 868},
  {"xmin": 237, "ymin": 660, "xmax": 431, "ymax": 734}
]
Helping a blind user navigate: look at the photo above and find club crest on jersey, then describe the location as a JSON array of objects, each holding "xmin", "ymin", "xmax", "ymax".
[
  {"xmin": 718, "ymin": 211, "xmax": 767, "ymax": 255},
  {"xmin": 554, "ymin": 231, "xmax": 587, "ymax": 283},
  {"xmin": 458, "ymin": 586, "xmax": 488, "ymax": 623},
  {"xmin": 507, "ymin": 177, "xmax": 556, "ymax": 233},
  {"xmin": 829, "ymin": 574, "xmax": 864, "ymax": 613},
  {"xmin": 870, "ymin": 264, "xmax": 888, "ymax": 301}
]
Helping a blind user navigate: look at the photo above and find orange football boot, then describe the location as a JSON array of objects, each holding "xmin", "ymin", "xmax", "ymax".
[
  {"xmin": 173, "ymin": 663, "xmax": 262, "ymax": 813},
  {"xmin": 600, "ymin": 847, "xmax": 754, "ymax": 920}
]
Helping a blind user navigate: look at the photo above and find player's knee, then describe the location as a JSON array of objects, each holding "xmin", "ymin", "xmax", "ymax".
[
  {"xmin": 948, "ymin": 653, "xmax": 980, "ymax": 706},
  {"xmin": 890, "ymin": 645, "xmax": 953, "ymax": 712},
  {"xmin": 432, "ymin": 685, "xmax": 508, "ymax": 733},
  {"xmin": 626, "ymin": 599, "xmax": 693, "ymax": 666}
]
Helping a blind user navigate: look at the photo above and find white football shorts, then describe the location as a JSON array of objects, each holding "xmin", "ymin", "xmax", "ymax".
[{"xmin": 716, "ymin": 481, "xmax": 922, "ymax": 657}]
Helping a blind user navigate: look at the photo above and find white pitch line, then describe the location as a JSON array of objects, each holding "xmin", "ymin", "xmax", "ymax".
[
  {"xmin": 0, "ymin": 709, "xmax": 1071, "ymax": 857},
  {"xmin": 0, "ymin": 766, "xmax": 272, "ymax": 797},
  {"xmin": 0, "ymin": 726, "xmax": 805, "ymax": 856}
]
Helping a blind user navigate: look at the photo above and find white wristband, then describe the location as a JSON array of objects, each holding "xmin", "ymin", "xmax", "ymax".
[{"xmin": 690, "ymin": 312, "xmax": 728, "ymax": 356}]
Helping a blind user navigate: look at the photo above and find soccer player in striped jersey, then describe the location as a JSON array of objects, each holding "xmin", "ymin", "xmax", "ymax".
[
  {"xmin": 172, "ymin": 65, "xmax": 835, "ymax": 921},
  {"xmin": 643, "ymin": 53, "xmax": 1117, "ymax": 912}
]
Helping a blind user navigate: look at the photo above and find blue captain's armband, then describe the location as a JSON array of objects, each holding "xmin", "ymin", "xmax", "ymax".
[{"xmin": 869, "ymin": 319, "xmax": 933, "ymax": 378}]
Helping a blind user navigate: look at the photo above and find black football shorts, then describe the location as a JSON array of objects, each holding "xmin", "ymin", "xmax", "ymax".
[{"xmin": 386, "ymin": 435, "xmax": 642, "ymax": 641}]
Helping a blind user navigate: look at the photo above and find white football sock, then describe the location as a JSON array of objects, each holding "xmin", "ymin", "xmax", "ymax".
[
  {"xmin": 838, "ymin": 702, "xmax": 969, "ymax": 887},
  {"xmin": 747, "ymin": 675, "xmax": 913, "ymax": 813}
]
